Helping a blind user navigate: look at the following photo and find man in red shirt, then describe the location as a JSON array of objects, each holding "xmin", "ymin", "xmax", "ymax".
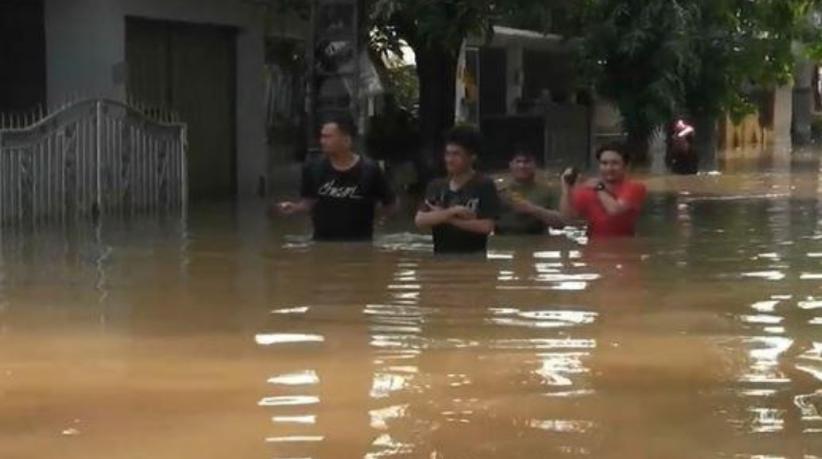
[{"xmin": 559, "ymin": 143, "xmax": 647, "ymax": 238}]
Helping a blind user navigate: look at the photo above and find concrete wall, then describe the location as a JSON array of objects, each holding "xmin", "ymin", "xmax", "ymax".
[
  {"xmin": 773, "ymin": 85, "xmax": 794, "ymax": 151},
  {"xmin": 592, "ymin": 100, "xmax": 621, "ymax": 134},
  {"xmin": 44, "ymin": 0, "xmax": 122, "ymax": 102},
  {"xmin": 793, "ymin": 58, "xmax": 814, "ymax": 145},
  {"xmin": 44, "ymin": 0, "xmax": 270, "ymax": 197}
]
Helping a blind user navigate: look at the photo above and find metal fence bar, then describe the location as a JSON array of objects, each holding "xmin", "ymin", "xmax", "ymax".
[
  {"xmin": 45, "ymin": 133, "xmax": 51, "ymax": 221},
  {"xmin": 130, "ymin": 123, "xmax": 136, "ymax": 215},
  {"xmin": 115, "ymin": 117, "xmax": 123, "ymax": 216},
  {"xmin": 33, "ymin": 142, "xmax": 40, "ymax": 223},
  {"xmin": 180, "ymin": 125, "xmax": 188, "ymax": 213},
  {"xmin": 148, "ymin": 135, "xmax": 155, "ymax": 213},
  {"xmin": 0, "ymin": 141, "xmax": 6, "ymax": 223},
  {"xmin": 60, "ymin": 131, "xmax": 67, "ymax": 224},
  {"xmin": 96, "ymin": 100, "xmax": 103, "ymax": 216},
  {"xmin": 79, "ymin": 120, "xmax": 86, "ymax": 216},
  {"xmin": 139, "ymin": 126, "xmax": 146, "ymax": 211}
]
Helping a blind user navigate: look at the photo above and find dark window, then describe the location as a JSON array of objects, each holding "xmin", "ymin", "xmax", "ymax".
[
  {"xmin": 479, "ymin": 47, "xmax": 507, "ymax": 118},
  {"xmin": 0, "ymin": 0, "xmax": 46, "ymax": 112}
]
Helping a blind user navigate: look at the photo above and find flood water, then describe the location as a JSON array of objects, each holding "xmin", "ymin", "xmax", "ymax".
[{"xmin": 1, "ymin": 152, "xmax": 821, "ymax": 459}]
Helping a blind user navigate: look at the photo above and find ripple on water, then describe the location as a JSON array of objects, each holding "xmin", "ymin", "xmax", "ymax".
[
  {"xmin": 258, "ymin": 396, "xmax": 320, "ymax": 407},
  {"xmin": 255, "ymin": 333, "xmax": 325, "ymax": 345},
  {"xmin": 486, "ymin": 309, "xmax": 597, "ymax": 329},
  {"xmin": 268, "ymin": 371, "xmax": 320, "ymax": 386}
]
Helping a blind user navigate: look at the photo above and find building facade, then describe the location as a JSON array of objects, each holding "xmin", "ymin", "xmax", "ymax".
[{"xmin": 1, "ymin": 0, "xmax": 306, "ymax": 199}]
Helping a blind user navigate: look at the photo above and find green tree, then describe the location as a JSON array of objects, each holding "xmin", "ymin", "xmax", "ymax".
[
  {"xmin": 682, "ymin": 0, "xmax": 822, "ymax": 168},
  {"xmin": 575, "ymin": 0, "xmax": 822, "ymax": 168},
  {"xmin": 576, "ymin": 0, "xmax": 697, "ymax": 164},
  {"xmin": 370, "ymin": 0, "xmax": 556, "ymax": 179},
  {"xmin": 804, "ymin": 8, "xmax": 822, "ymax": 60}
]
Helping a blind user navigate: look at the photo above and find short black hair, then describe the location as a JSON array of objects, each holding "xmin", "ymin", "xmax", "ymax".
[
  {"xmin": 510, "ymin": 144, "xmax": 537, "ymax": 162},
  {"xmin": 595, "ymin": 142, "xmax": 630, "ymax": 164},
  {"xmin": 445, "ymin": 124, "xmax": 482, "ymax": 156},
  {"xmin": 321, "ymin": 112, "xmax": 358, "ymax": 138}
]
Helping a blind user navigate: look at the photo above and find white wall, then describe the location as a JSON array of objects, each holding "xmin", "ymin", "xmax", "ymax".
[
  {"xmin": 45, "ymin": 0, "xmax": 121, "ymax": 102},
  {"xmin": 44, "ymin": 0, "xmax": 270, "ymax": 197},
  {"xmin": 773, "ymin": 84, "xmax": 794, "ymax": 151}
]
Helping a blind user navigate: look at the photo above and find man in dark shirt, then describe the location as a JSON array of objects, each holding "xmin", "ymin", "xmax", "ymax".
[
  {"xmin": 496, "ymin": 148, "xmax": 565, "ymax": 235},
  {"xmin": 415, "ymin": 125, "xmax": 501, "ymax": 254},
  {"xmin": 277, "ymin": 114, "xmax": 397, "ymax": 241}
]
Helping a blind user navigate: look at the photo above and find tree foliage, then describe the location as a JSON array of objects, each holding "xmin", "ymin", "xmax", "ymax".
[
  {"xmin": 576, "ymin": 0, "xmax": 822, "ymax": 162},
  {"xmin": 278, "ymin": 0, "xmax": 822, "ymax": 170},
  {"xmin": 369, "ymin": 0, "xmax": 558, "ymax": 53},
  {"xmin": 368, "ymin": 0, "xmax": 556, "ymax": 178},
  {"xmin": 804, "ymin": 9, "xmax": 822, "ymax": 60},
  {"xmin": 576, "ymin": 0, "xmax": 697, "ymax": 160},
  {"xmin": 683, "ymin": 0, "xmax": 822, "ymax": 121}
]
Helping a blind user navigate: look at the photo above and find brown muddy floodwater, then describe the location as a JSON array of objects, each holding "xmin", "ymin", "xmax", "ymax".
[{"xmin": 0, "ymin": 153, "xmax": 821, "ymax": 459}]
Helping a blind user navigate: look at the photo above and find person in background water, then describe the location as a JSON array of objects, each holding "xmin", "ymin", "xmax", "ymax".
[
  {"xmin": 560, "ymin": 143, "xmax": 647, "ymax": 238},
  {"xmin": 666, "ymin": 118, "xmax": 697, "ymax": 175},
  {"xmin": 276, "ymin": 114, "xmax": 397, "ymax": 241},
  {"xmin": 496, "ymin": 147, "xmax": 565, "ymax": 235},
  {"xmin": 415, "ymin": 125, "xmax": 501, "ymax": 255}
]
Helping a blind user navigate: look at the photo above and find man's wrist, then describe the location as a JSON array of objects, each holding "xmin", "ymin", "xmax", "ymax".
[
  {"xmin": 520, "ymin": 203, "xmax": 538, "ymax": 217},
  {"xmin": 595, "ymin": 182, "xmax": 616, "ymax": 198}
]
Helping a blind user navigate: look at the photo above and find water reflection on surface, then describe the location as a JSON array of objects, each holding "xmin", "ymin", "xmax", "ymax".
[{"xmin": 0, "ymin": 155, "xmax": 821, "ymax": 458}]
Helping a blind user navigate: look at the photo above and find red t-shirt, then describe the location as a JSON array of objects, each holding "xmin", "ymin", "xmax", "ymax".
[{"xmin": 572, "ymin": 180, "xmax": 647, "ymax": 237}]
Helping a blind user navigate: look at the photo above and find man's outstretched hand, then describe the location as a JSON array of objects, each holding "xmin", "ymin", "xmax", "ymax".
[{"xmin": 274, "ymin": 201, "xmax": 301, "ymax": 216}]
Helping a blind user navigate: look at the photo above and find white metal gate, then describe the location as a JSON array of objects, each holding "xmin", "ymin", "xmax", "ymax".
[{"xmin": 0, "ymin": 98, "xmax": 188, "ymax": 227}]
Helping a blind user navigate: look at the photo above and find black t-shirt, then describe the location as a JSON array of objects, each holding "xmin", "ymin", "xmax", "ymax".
[
  {"xmin": 301, "ymin": 157, "xmax": 396, "ymax": 241},
  {"xmin": 423, "ymin": 175, "xmax": 501, "ymax": 254}
]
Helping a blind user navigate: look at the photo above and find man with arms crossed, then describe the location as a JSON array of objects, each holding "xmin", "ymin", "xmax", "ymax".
[{"xmin": 415, "ymin": 126, "xmax": 501, "ymax": 254}]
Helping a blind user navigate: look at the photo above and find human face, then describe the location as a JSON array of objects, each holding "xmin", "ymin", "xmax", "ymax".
[
  {"xmin": 598, "ymin": 150, "xmax": 628, "ymax": 184},
  {"xmin": 509, "ymin": 155, "xmax": 537, "ymax": 183},
  {"xmin": 444, "ymin": 143, "xmax": 474, "ymax": 176},
  {"xmin": 320, "ymin": 122, "xmax": 352, "ymax": 156}
]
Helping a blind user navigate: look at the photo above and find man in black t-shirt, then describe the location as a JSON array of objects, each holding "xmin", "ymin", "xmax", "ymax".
[
  {"xmin": 415, "ymin": 125, "xmax": 501, "ymax": 254},
  {"xmin": 277, "ymin": 115, "xmax": 397, "ymax": 241}
]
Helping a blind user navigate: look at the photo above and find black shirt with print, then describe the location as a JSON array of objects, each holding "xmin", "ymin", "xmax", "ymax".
[
  {"xmin": 301, "ymin": 157, "xmax": 396, "ymax": 241},
  {"xmin": 423, "ymin": 174, "xmax": 502, "ymax": 254}
]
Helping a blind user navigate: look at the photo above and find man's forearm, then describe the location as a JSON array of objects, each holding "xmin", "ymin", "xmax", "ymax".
[
  {"xmin": 517, "ymin": 201, "xmax": 567, "ymax": 228},
  {"xmin": 677, "ymin": 126, "xmax": 694, "ymax": 137},
  {"xmin": 597, "ymin": 191, "xmax": 629, "ymax": 216},
  {"xmin": 448, "ymin": 218, "xmax": 494, "ymax": 235},
  {"xmin": 531, "ymin": 206, "xmax": 567, "ymax": 228},
  {"xmin": 296, "ymin": 198, "xmax": 315, "ymax": 213},
  {"xmin": 559, "ymin": 189, "xmax": 575, "ymax": 220},
  {"xmin": 415, "ymin": 209, "xmax": 453, "ymax": 228}
]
